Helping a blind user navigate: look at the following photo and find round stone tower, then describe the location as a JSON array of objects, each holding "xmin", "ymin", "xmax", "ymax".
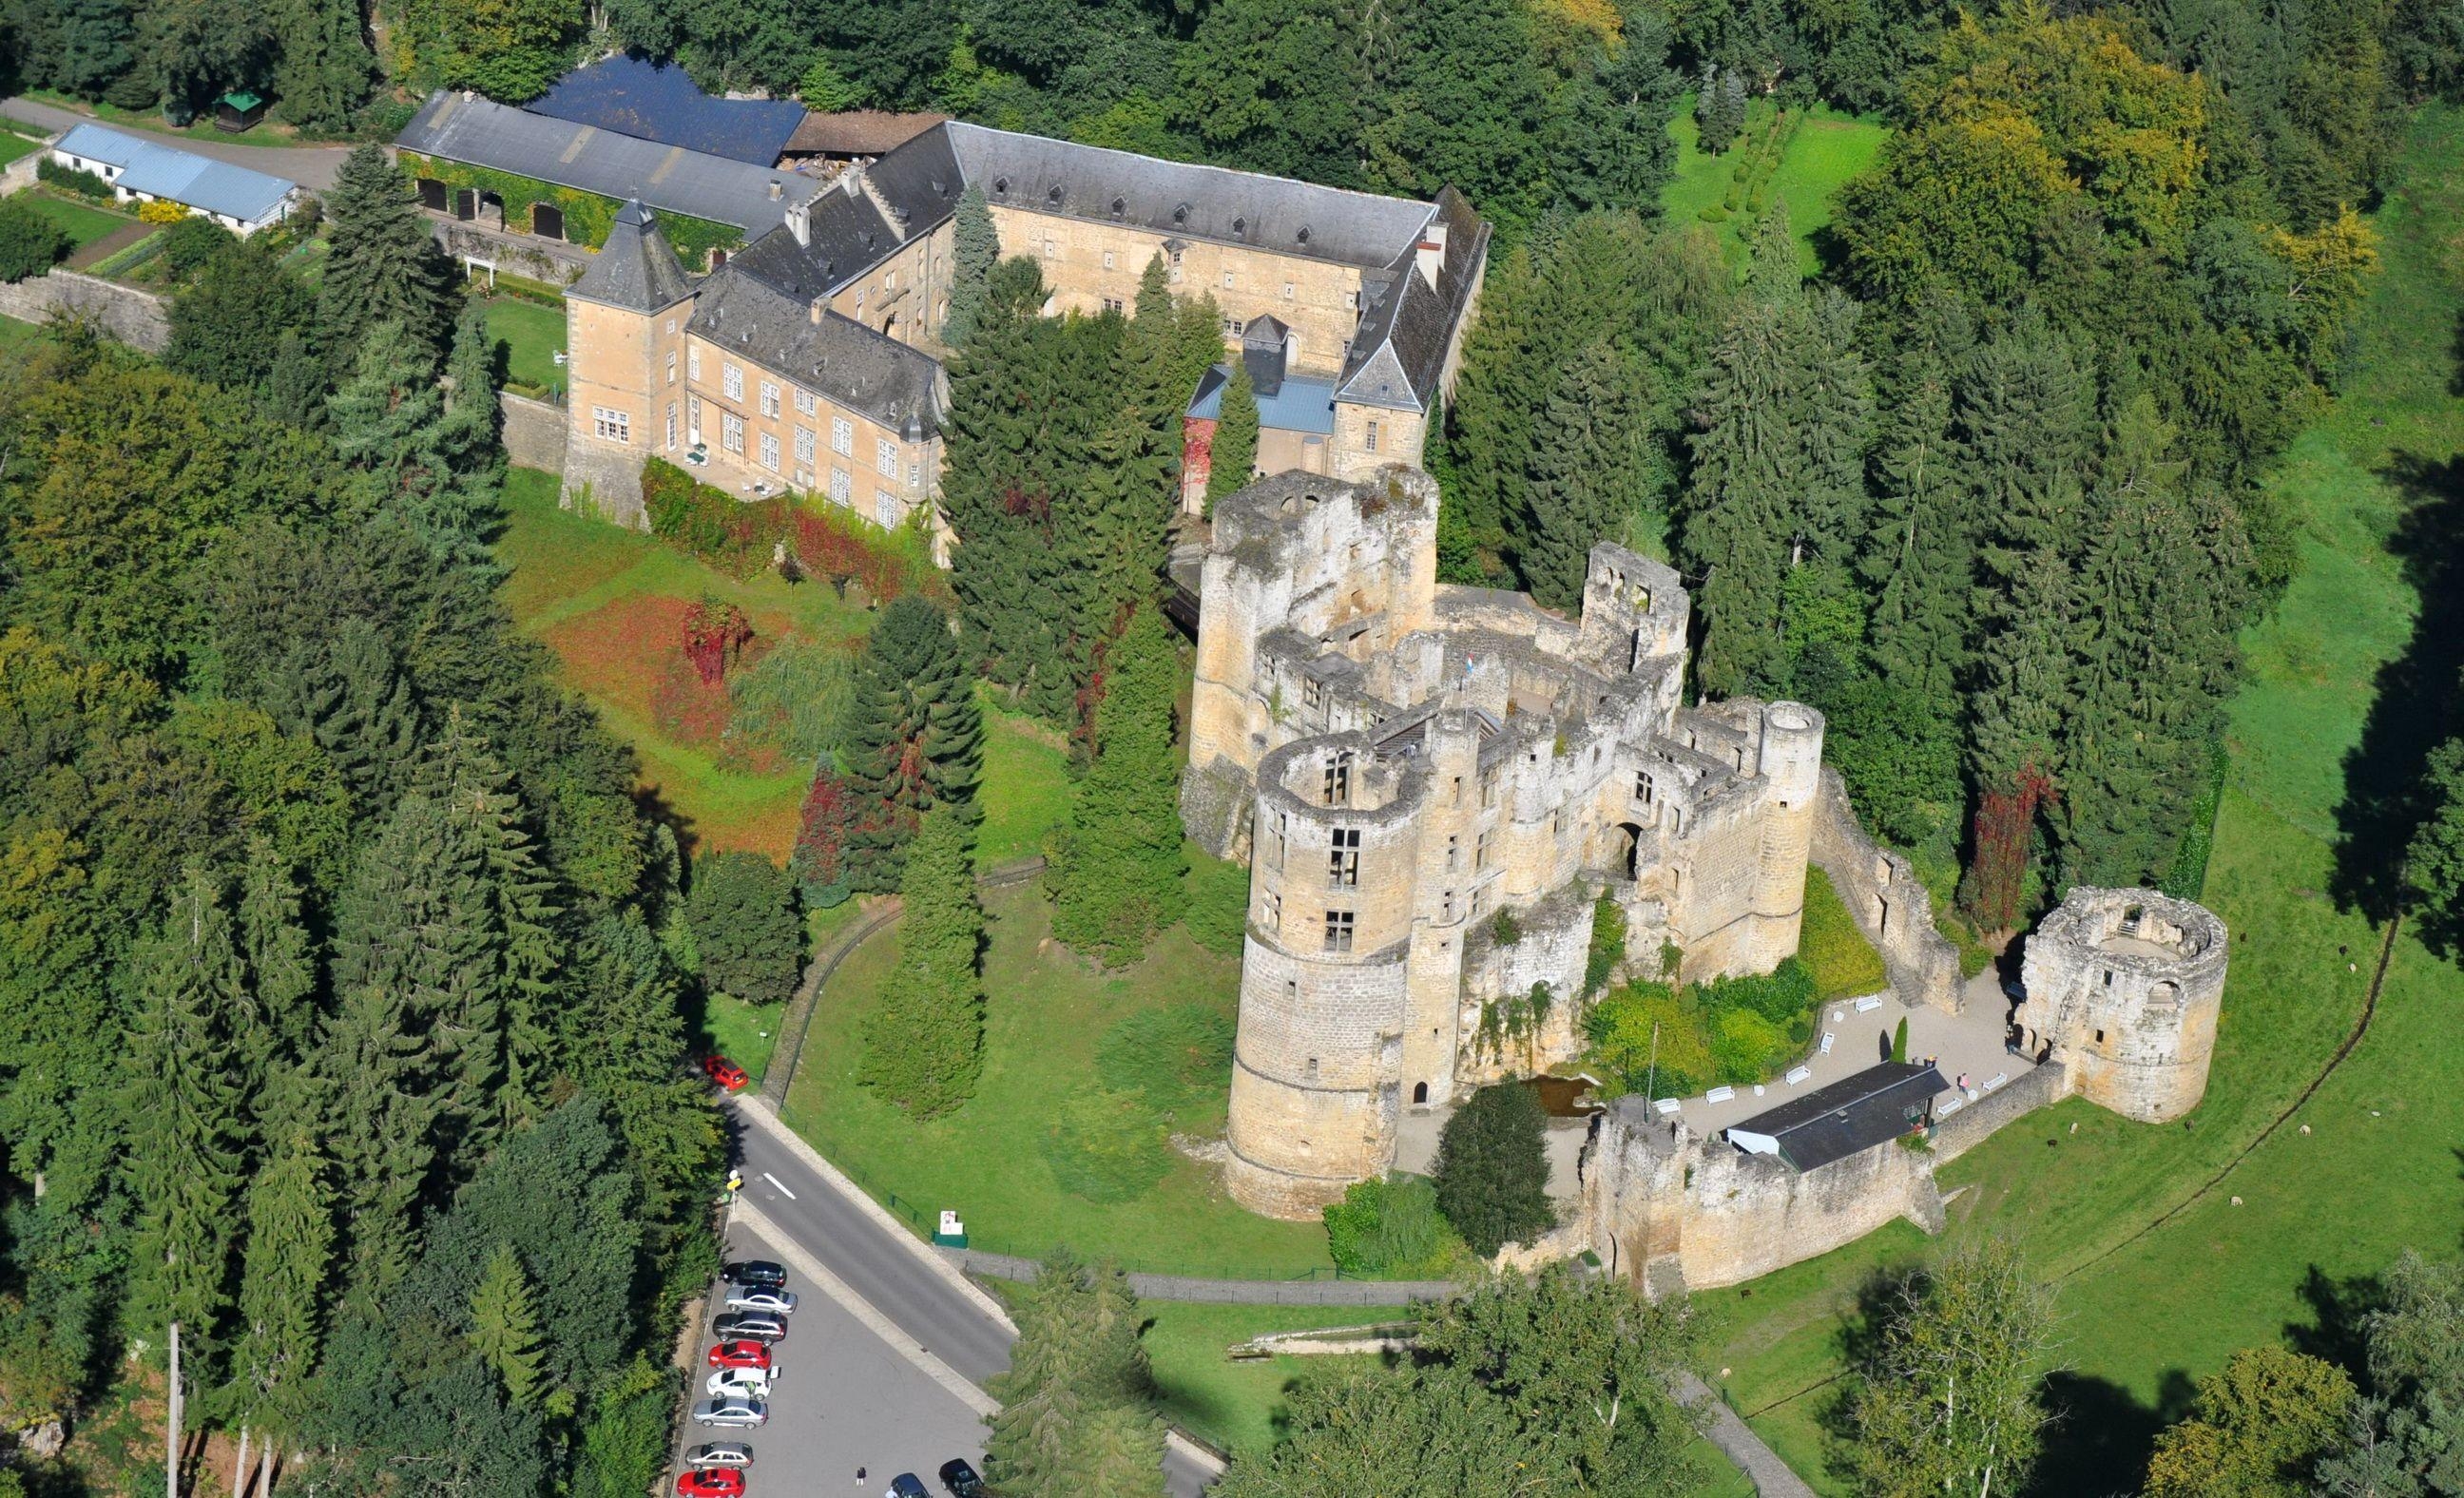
[
  {"xmin": 1742, "ymin": 700, "xmax": 1826, "ymax": 967},
  {"xmin": 1223, "ymin": 734, "xmax": 1431, "ymax": 1219},
  {"xmin": 2015, "ymin": 887, "xmax": 2229, "ymax": 1124}
]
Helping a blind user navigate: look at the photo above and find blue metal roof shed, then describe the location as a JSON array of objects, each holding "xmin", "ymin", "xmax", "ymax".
[
  {"xmin": 52, "ymin": 123, "xmax": 296, "ymax": 224},
  {"xmin": 529, "ymin": 54, "xmax": 805, "ymax": 167}
]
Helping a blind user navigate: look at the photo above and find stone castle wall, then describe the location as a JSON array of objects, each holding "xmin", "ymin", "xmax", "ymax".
[
  {"xmin": 0, "ymin": 270, "xmax": 166, "ymax": 352},
  {"xmin": 1810, "ymin": 767, "xmax": 1964, "ymax": 1012},
  {"xmin": 2016, "ymin": 887, "xmax": 2228, "ymax": 1124},
  {"xmin": 500, "ymin": 391, "xmax": 568, "ymax": 473}
]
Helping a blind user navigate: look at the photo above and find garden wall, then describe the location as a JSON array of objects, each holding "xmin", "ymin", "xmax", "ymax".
[
  {"xmin": 1810, "ymin": 768, "xmax": 1963, "ymax": 1012},
  {"xmin": 433, "ymin": 219, "xmax": 588, "ymax": 285},
  {"xmin": 500, "ymin": 391, "xmax": 568, "ymax": 472},
  {"xmin": 0, "ymin": 269, "xmax": 166, "ymax": 351},
  {"xmin": 1929, "ymin": 1059, "xmax": 2066, "ymax": 1162}
]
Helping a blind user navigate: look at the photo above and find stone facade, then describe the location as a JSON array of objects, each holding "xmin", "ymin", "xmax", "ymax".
[
  {"xmin": 2014, "ymin": 887, "xmax": 2228, "ymax": 1123},
  {"xmin": 0, "ymin": 270, "xmax": 167, "ymax": 352},
  {"xmin": 1809, "ymin": 767, "xmax": 1964, "ymax": 1012},
  {"xmin": 1184, "ymin": 467, "xmax": 1826, "ymax": 1218}
]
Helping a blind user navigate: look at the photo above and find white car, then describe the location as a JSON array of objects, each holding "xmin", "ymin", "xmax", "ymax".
[
  {"xmin": 722, "ymin": 1285, "xmax": 798, "ymax": 1316},
  {"xmin": 706, "ymin": 1366, "xmax": 775, "ymax": 1398},
  {"xmin": 690, "ymin": 1397, "xmax": 768, "ymax": 1429}
]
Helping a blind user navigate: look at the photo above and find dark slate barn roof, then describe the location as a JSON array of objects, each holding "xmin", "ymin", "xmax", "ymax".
[
  {"xmin": 938, "ymin": 122, "xmax": 1435, "ymax": 272},
  {"xmin": 567, "ymin": 200, "xmax": 694, "ymax": 313},
  {"xmin": 1725, "ymin": 1062, "xmax": 1947, "ymax": 1172},
  {"xmin": 528, "ymin": 54, "xmax": 804, "ymax": 166},
  {"xmin": 396, "ymin": 89, "xmax": 816, "ymax": 233},
  {"xmin": 1337, "ymin": 185, "xmax": 1489, "ymax": 413},
  {"xmin": 689, "ymin": 272, "xmax": 942, "ymax": 439}
]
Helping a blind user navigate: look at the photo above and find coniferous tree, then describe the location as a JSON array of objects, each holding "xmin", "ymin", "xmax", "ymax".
[
  {"xmin": 318, "ymin": 145, "xmax": 454, "ymax": 372},
  {"xmin": 944, "ymin": 185, "xmax": 1000, "ymax": 346},
  {"xmin": 438, "ymin": 296, "xmax": 506, "ymax": 479},
  {"xmin": 1077, "ymin": 258, "xmax": 1184, "ymax": 681},
  {"xmin": 237, "ymin": 839, "xmax": 319, "ymax": 1062},
  {"xmin": 1205, "ymin": 356, "xmax": 1261, "ymax": 509},
  {"xmin": 858, "ymin": 808, "xmax": 985, "ymax": 1117},
  {"xmin": 265, "ymin": 329, "xmax": 327, "ymax": 429},
  {"xmin": 1049, "ymin": 605, "xmax": 1186, "ymax": 967},
  {"xmin": 164, "ymin": 241, "xmax": 315, "ymax": 394},
  {"xmin": 1520, "ymin": 339, "xmax": 1661, "ymax": 610},
  {"xmin": 231, "ymin": 1105, "xmax": 336, "ymax": 1451},
  {"xmin": 125, "ymin": 870, "xmax": 249, "ymax": 1368},
  {"xmin": 468, "ymin": 1243, "xmax": 548, "ymax": 1408},
  {"xmin": 1795, "ymin": 285, "xmax": 1877, "ymax": 560},
  {"xmin": 683, "ymin": 850, "xmax": 803, "ymax": 1005},
  {"xmin": 260, "ymin": 617, "xmax": 420, "ymax": 813},
  {"xmin": 1679, "ymin": 293, "xmax": 1798, "ymax": 695},
  {"xmin": 841, "ymin": 594, "xmax": 984, "ymax": 891},
  {"xmin": 271, "ymin": 0, "xmax": 375, "ymax": 129},
  {"xmin": 987, "ymin": 1252, "xmax": 1165, "ymax": 1498},
  {"xmin": 331, "ymin": 321, "xmax": 493, "ymax": 558},
  {"xmin": 1433, "ymin": 1082, "xmax": 1554, "ymax": 1256}
]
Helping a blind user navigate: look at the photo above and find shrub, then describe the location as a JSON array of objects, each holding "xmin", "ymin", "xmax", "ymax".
[
  {"xmin": 1038, "ymin": 1088, "xmax": 1172, "ymax": 1203},
  {"xmin": 725, "ymin": 638, "xmax": 855, "ymax": 766},
  {"xmin": 1433, "ymin": 1083, "xmax": 1554, "ymax": 1258},
  {"xmin": 790, "ymin": 768, "xmax": 878, "ymax": 909},
  {"xmin": 1583, "ymin": 981, "xmax": 1713, "ymax": 1099},
  {"xmin": 1697, "ymin": 205, "xmax": 1731, "ymax": 222},
  {"xmin": 1710, "ymin": 1007, "xmax": 1789, "ymax": 1083},
  {"xmin": 0, "ymin": 201, "xmax": 70, "ymax": 283},
  {"xmin": 1323, "ymin": 1176, "xmax": 1455, "ymax": 1275},
  {"xmin": 683, "ymin": 850, "xmax": 804, "ymax": 1006},
  {"xmin": 680, "ymin": 596, "xmax": 753, "ymax": 686},
  {"xmin": 1696, "ymin": 956, "xmax": 1817, "ymax": 1026},
  {"xmin": 1095, "ymin": 1003, "xmax": 1235, "ymax": 1118},
  {"xmin": 1799, "ymin": 866, "xmax": 1889, "ymax": 999},
  {"xmin": 641, "ymin": 456, "xmax": 936, "ymax": 597},
  {"xmin": 37, "ymin": 158, "xmax": 111, "ymax": 200},
  {"xmin": 137, "ymin": 197, "xmax": 188, "ymax": 224},
  {"xmin": 1584, "ymin": 894, "xmax": 1627, "ymax": 997},
  {"xmin": 1892, "ymin": 1015, "xmax": 1909, "ymax": 1065},
  {"xmin": 649, "ymin": 653, "xmax": 731, "ymax": 747},
  {"xmin": 1489, "ymin": 908, "xmax": 1522, "ymax": 947},
  {"xmin": 1181, "ymin": 851, "xmax": 1250, "ymax": 957},
  {"xmin": 159, "ymin": 215, "xmax": 235, "ymax": 275}
]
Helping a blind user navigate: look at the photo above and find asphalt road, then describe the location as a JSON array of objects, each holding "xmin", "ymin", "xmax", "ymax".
[
  {"xmin": 682, "ymin": 1218, "xmax": 988, "ymax": 1498},
  {"xmin": 0, "ymin": 95, "xmax": 356, "ymax": 189},
  {"xmin": 724, "ymin": 1103, "xmax": 1221, "ymax": 1496}
]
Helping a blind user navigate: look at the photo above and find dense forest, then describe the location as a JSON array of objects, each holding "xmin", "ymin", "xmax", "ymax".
[{"xmin": 0, "ymin": 148, "xmax": 734, "ymax": 1496}]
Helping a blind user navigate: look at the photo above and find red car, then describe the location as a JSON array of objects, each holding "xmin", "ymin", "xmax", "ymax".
[
  {"xmin": 678, "ymin": 1470, "xmax": 746, "ymax": 1498},
  {"xmin": 707, "ymin": 1339, "xmax": 772, "ymax": 1371},
  {"xmin": 702, "ymin": 1056, "xmax": 750, "ymax": 1092}
]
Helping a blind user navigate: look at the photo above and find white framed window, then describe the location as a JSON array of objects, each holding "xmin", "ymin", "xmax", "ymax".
[
  {"xmin": 1103, "ymin": 250, "xmax": 1115, "ymax": 270},
  {"xmin": 664, "ymin": 351, "xmax": 677, "ymax": 384},
  {"xmin": 796, "ymin": 469, "xmax": 815, "ymax": 488},
  {"xmin": 722, "ymin": 412, "xmax": 744, "ymax": 454},
  {"xmin": 796, "ymin": 426, "xmax": 817, "ymax": 465},
  {"xmin": 722, "ymin": 363, "xmax": 743, "ymax": 400},
  {"xmin": 687, "ymin": 393, "xmax": 703, "ymax": 442},
  {"xmin": 830, "ymin": 467, "xmax": 851, "ymax": 505},
  {"xmin": 591, "ymin": 406, "xmax": 630, "ymax": 443},
  {"xmin": 760, "ymin": 380, "xmax": 780, "ymax": 417},
  {"xmin": 795, "ymin": 388, "xmax": 817, "ymax": 415},
  {"xmin": 876, "ymin": 491, "xmax": 896, "ymax": 528},
  {"xmin": 1222, "ymin": 270, "xmax": 1234, "ymax": 288},
  {"xmin": 876, "ymin": 438, "xmax": 898, "ymax": 477},
  {"xmin": 688, "ymin": 347, "xmax": 702, "ymax": 380},
  {"xmin": 1101, "ymin": 297, "xmax": 1125, "ymax": 314},
  {"xmin": 1222, "ymin": 317, "xmax": 1243, "ymax": 335},
  {"xmin": 885, "ymin": 269, "xmax": 897, "ymax": 289},
  {"xmin": 664, "ymin": 403, "xmax": 677, "ymax": 450},
  {"xmin": 831, "ymin": 417, "xmax": 854, "ymax": 456},
  {"xmin": 907, "ymin": 460, "xmax": 921, "ymax": 486},
  {"xmin": 1365, "ymin": 419, "xmax": 1379, "ymax": 452},
  {"xmin": 1282, "ymin": 281, "xmax": 1295, "ymax": 299},
  {"xmin": 760, "ymin": 431, "xmax": 780, "ymax": 471}
]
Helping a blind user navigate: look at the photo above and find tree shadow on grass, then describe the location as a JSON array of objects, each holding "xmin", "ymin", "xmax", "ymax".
[
  {"xmin": 2286, "ymin": 1261, "xmax": 2388, "ymax": 1377},
  {"xmin": 2329, "ymin": 451, "xmax": 2464, "ymax": 923},
  {"xmin": 2027, "ymin": 1369, "xmax": 2194, "ymax": 1497}
]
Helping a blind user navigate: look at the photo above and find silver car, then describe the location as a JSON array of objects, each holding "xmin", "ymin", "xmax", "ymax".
[
  {"xmin": 685, "ymin": 1443, "xmax": 753, "ymax": 1469},
  {"xmin": 690, "ymin": 1396, "xmax": 768, "ymax": 1429},
  {"xmin": 722, "ymin": 1285, "xmax": 798, "ymax": 1315}
]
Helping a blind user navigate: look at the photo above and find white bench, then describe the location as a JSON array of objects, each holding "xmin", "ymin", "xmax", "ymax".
[
  {"xmin": 1653, "ymin": 1097, "xmax": 1682, "ymax": 1116},
  {"xmin": 1785, "ymin": 1066, "xmax": 1812, "ymax": 1085},
  {"xmin": 1819, "ymin": 1031, "xmax": 1837, "ymax": 1054},
  {"xmin": 1854, "ymin": 994, "xmax": 1885, "ymax": 1013},
  {"xmin": 1984, "ymin": 1072, "xmax": 2009, "ymax": 1092},
  {"xmin": 1936, "ymin": 1096, "xmax": 1965, "ymax": 1119},
  {"xmin": 1704, "ymin": 1085, "xmax": 1735, "ymax": 1104}
]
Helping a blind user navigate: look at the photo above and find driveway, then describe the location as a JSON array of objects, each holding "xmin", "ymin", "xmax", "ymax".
[{"xmin": 1, "ymin": 95, "xmax": 356, "ymax": 190}]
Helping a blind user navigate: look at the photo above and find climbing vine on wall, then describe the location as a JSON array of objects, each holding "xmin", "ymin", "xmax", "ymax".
[
  {"xmin": 1478, "ymin": 981, "xmax": 1555, "ymax": 1061},
  {"xmin": 398, "ymin": 152, "xmax": 743, "ymax": 267}
]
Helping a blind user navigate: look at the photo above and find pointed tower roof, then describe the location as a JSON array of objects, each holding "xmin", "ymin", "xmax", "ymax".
[{"xmin": 568, "ymin": 200, "xmax": 695, "ymax": 314}]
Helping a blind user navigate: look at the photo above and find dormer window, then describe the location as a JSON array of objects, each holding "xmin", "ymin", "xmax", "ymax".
[
  {"xmin": 1047, "ymin": 183, "xmax": 1064, "ymax": 204},
  {"xmin": 1172, "ymin": 202, "xmax": 1190, "ymax": 224},
  {"xmin": 1110, "ymin": 196, "xmax": 1126, "ymax": 218}
]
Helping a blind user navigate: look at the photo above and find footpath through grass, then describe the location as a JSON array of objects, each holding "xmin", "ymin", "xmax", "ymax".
[{"xmin": 1699, "ymin": 102, "xmax": 2464, "ymax": 1495}]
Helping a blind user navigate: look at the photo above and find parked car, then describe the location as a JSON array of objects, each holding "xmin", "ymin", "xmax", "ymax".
[
  {"xmin": 706, "ymin": 1366, "xmax": 775, "ymax": 1398},
  {"xmin": 886, "ymin": 1476, "xmax": 931, "ymax": 1498},
  {"xmin": 690, "ymin": 1396, "xmax": 768, "ymax": 1429},
  {"xmin": 711, "ymin": 1312, "xmax": 787, "ymax": 1344},
  {"xmin": 684, "ymin": 1443, "xmax": 753, "ymax": 1469},
  {"xmin": 722, "ymin": 1259, "xmax": 787, "ymax": 1288},
  {"xmin": 937, "ymin": 1458, "xmax": 988, "ymax": 1498},
  {"xmin": 723, "ymin": 1285, "xmax": 798, "ymax": 1315},
  {"xmin": 677, "ymin": 1471, "xmax": 746, "ymax": 1498},
  {"xmin": 702, "ymin": 1056, "xmax": 750, "ymax": 1092},
  {"xmin": 707, "ymin": 1339, "xmax": 773, "ymax": 1371}
]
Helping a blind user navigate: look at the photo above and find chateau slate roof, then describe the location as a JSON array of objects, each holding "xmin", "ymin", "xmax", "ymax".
[
  {"xmin": 1337, "ymin": 185, "xmax": 1489, "ymax": 413},
  {"xmin": 1726, "ymin": 1062, "xmax": 1947, "ymax": 1172},
  {"xmin": 689, "ymin": 271, "xmax": 942, "ymax": 439},
  {"xmin": 53, "ymin": 123, "xmax": 295, "ymax": 222},
  {"xmin": 567, "ymin": 200, "xmax": 695, "ymax": 313},
  {"xmin": 395, "ymin": 89, "xmax": 816, "ymax": 233},
  {"xmin": 725, "ymin": 180, "xmax": 904, "ymax": 300},
  {"xmin": 529, "ymin": 54, "xmax": 805, "ymax": 166},
  {"xmin": 936, "ymin": 121, "xmax": 1437, "ymax": 271}
]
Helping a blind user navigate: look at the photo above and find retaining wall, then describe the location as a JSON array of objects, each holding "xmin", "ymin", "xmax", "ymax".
[
  {"xmin": 1810, "ymin": 767, "xmax": 1963, "ymax": 1012},
  {"xmin": 0, "ymin": 269, "xmax": 167, "ymax": 351},
  {"xmin": 501, "ymin": 391, "xmax": 568, "ymax": 473},
  {"xmin": 1931, "ymin": 1060, "xmax": 2068, "ymax": 1162}
]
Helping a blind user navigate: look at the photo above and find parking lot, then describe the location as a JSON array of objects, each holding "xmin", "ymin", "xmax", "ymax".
[{"xmin": 675, "ymin": 1220, "xmax": 988, "ymax": 1497}]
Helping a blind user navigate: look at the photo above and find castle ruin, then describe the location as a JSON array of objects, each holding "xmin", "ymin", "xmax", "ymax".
[{"xmin": 2014, "ymin": 887, "xmax": 2229, "ymax": 1123}]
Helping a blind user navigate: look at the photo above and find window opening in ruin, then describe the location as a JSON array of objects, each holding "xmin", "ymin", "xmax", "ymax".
[
  {"xmin": 2095, "ymin": 1029, "xmax": 2107, "ymax": 1045},
  {"xmin": 1414, "ymin": 1082, "xmax": 1429, "ymax": 1104},
  {"xmin": 2102, "ymin": 969, "xmax": 2114, "ymax": 988},
  {"xmin": 1303, "ymin": 677, "xmax": 1326, "ymax": 710},
  {"xmin": 1442, "ymin": 890, "xmax": 1456, "ymax": 921},
  {"xmin": 1876, "ymin": 895, "xmax": 1891, "ymax": 937},
  {"xmin": 1324, "ymin": 753, "xmax": 1352, "ymax": 805},
  {"xmin": 1285, "ymin": 979, "xmax": 1297, "ymax": 1002},
  {"xmin": 2151, "ymin": 981, "xmax": 2181, "ymax": 1006},
  {"xmin": 1324, "ymin": 911, "xmax": 1355, "ymax": 952},
  {"xmin": 1452, "ymin": 776, "xmax": 1464, "ymax": 806},
  {"xmin": 1481, "ymin": 767, "xmax": 1498, "ymax": 808},
  {"xmin": 1264, "ymin": 893, "xmax": 1280, "ymax": 931},
  {"xmin": 1671, "ymin": 806, "xmax": 1685, "ymax": 835},
  {"xmin": 1445, "ymin": 835, "xmax": 1459, "ymax": 870},
  {"xmin": 1470, "ymin": 886, "xmax": 1487, "ymax": 918},
  {"xmin": 2123, "ymin": 905, "xmax": 2145, "ymax": 933},
  {"xmin": 1638, "ymin": 772, "xmax": 1654, "ymax": 804},
  {"xmin": 1307, "ymin": 1057, "xmax": 1319, "ymax": 1080},
  {"xmin": 1330, "ymin": 828, "xmax": 1361, "ymax": 887},
  {"xmin": 1475, "ymin": 831, "xmax": 1491, "ymax": 870}
]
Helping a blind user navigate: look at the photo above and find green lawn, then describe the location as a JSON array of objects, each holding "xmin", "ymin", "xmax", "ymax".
[
  {"xmin": 18, "ymin": 190, "xmax": 138, "ymax": 252},
  {"xmin": 0, "ymin": 316, "xmax": 48, "ymax": 355},
  {"xmin": 0, "ymin": 130, "xmax": 42, "ymax": 168},
  {"xmin": 1662, "ymin": 99, "xmax": 1889, "ymax": 277},
  {"xmin": 781, "ymin": 877, "xmax": 1337, "ymax": 1277},
  {"xmin": 485, "ymin": 296, "xmax": 567, "ymax": 394},
  {"xmin": 1699, "ymin": 102, "xmax": 2464, "ymax": 1494}
]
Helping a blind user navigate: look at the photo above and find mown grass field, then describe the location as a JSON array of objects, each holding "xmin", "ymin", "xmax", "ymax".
[
  {"xmin": 1697, "ymin": 102, "xmax": 2464, "ymax": 1495},
  {"xmin": 485, "ymin": 295, "xmax": 567, "ymax": 392},
  {"xmin": 1663, "ymin": 99, "xmax": 1889, "ymax": 276},
  {"xmin": 19, "ymin": 189, "xmax": 138, "ymax": 252}
]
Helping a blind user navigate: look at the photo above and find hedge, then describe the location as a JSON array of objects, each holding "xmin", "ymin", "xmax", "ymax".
[
  {"xmin": 37, "ymin": 158, "xmax": 113, "ymax": 201},
  {"xmin": 397, "ymin": 152, "xmax": 743, "ymax": 268},
  {"xmin": 639, "ymin": 457, "xmax": 941, "ymax": 601}
]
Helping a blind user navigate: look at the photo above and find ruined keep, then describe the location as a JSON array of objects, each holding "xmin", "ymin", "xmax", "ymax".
[
  {"xmin": 1181, "ymin": 467, "xmax": 1826, "ymax": 1219},
  {"xmin": 2014, "ymin": 886, "xmax": 2229, "ymax": 1124}
]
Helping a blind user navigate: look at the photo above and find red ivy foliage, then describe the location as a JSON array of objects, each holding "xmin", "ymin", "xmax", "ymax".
[
  {"xmin": 790, "ymin": 767, "xmax": 908, "ymax": 904},
  {"xmin": 641, "ymin": 458, "xmax": 945, "ymax": 605},
  {"xmin": 1967, "ymin": 761, "xmax": 2057, "ymax": 933},
  {"xmin": 681, "ymin": 598, "xmax": 754, "ymax": 686}
]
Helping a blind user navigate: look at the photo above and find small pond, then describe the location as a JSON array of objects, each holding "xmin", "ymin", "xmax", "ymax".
[{"xmin": 1522, "ymin": 1073, "xmax": 1606, "ymax": 1119}]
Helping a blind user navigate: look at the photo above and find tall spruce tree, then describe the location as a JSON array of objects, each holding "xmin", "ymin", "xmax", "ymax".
[
  {"xmin": 1077, "ymin": 259, "xmax": 1184, "ymax": 680},
  {"xmin": 271, "ymin": 0, "xmax": 375, "ymax": 129},
  {"xmin": 944, "ymin": 185, "xmax": 1000, "ymax": 346},
  {"xmin": 438, "ymin": 296, "xmax": 506, "ymax": 480},
  {"xmin": 260, "ymin": 617, "xmax": 419, "ymax": 813},
  {"xmin": 125, "ymin": 870, "xmax": 249, "ymax": 1369},
  {"xmin": 841, "ymin": 594, "xmax": 985, "ymax": 892},
  {"xmin": 468, "ymin": 1243, "xmax": 548, "ymax": 1408},
  {"xmin": 331, "ymin": 320, "xmax": 494, "ymax": 558},
  {"xmin": 1678, "ymin": 293, "xmax": 1798, "ymax": 695},
  {"xmin": 237, "ymin": 839, "xmax": 319, "ymax": 1063},
  {"xmin": 231, "ymin": 1105, "xmax": 336, "ymax": 1451},
  {"xmin": 318, "ymin": 145, "xmax": 454, "ymax": 372},
  {"xmin": 1049, "ymin": 605, "xmax": 1187, "ymax": 967},
  {"xmin": 1205, "ymin": 356, "xmax": 1260, "ymax": 509},
  {"xmin": 986, "ymin": 1252, "xmax": 1165, "ymax": 1498},
  {"xmin": 857, "ymin": 808, "xmax": 985, "ymax": 1117},
  {"xmin": 1519, "ymin": 339, "xmax": 1661, "ymax": 610}
]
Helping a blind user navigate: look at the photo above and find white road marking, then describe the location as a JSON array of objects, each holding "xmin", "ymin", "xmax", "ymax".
[{"xmin": 761, "ymin": 1171, "xmax": 797, "ymax": 1200}]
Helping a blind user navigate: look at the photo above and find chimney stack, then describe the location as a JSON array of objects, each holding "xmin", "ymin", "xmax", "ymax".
[
  {"xmin": 768, "ymin": 178, "xmax": 783, "ymax": 202},
  {"xmin": 787, "ymin": 202, "xmax": 810, "ymax": 247},
  {"xmin": 810, "ymin": 297, "xmax": 824, "ymax": 325},
  {"xmin": 1415, "ymin": 221, "xmax": 1448, "ymax": 289}
]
